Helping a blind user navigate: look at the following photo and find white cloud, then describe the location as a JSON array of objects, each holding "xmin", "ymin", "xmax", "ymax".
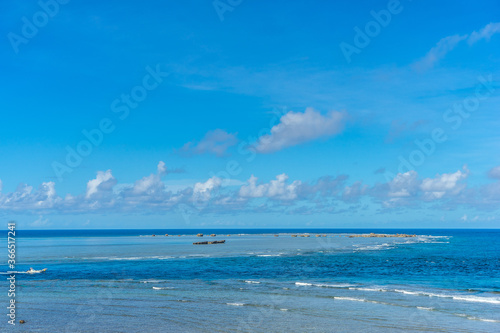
[
  {"xmin": 157, "ymin": 161, "xmax": 167, "ymax": 175},
  {"xmin": 239, "ymin": 174, "xmax": 301, "ymax": 200},
  {"xmin": 413, "ymin": 34, "xmax": 468, "ymax": 71},
  {"xmin": 239, "ymin": 175, "xmax": 267, "ymax": 198},
  {"xmin": 36, "ymin": 182, "xmax": 57, "ymax": 207},
  {"xmin": 179, "ymin": 129, "xmax": 238, "ymax": 157},
  {"xmin": 488, "ymin": 165, "xmax": 500, "ymax": 179},
  {"xmin": 132, "ymin": 161, "xmax": 167, "ymax": 195},
  {"xmin": 372, "ymin": 168, "xmax": 470, "ymax": 208},
  {"xmin": 0, "ymin": 182, "xmax": 60, "ymax": 211},
  {"xmin": 0, "ymin": 163, "xmax": 496, "ymax": 215},
  {"xmin": 193, "ymin": 176, "xmax": 222, "ymax": 201},
  {"xmin": 86, "ymin": 170, "xmax": 116, "ymax": 199},
  {"xmin": 414, "ymin": 22, "xmax": 500, "ymax": 71},
  {"xmin": 388, "ymin": 171, "xmax": 419, "ymax": 198},
  {"xmin": 254, "ymin": 108, "xmax": 346, "ymax": 153},
  {"xmin": 468, "ymin": 22, "xmax": 500, "ymax": 44},
  {"xmin": 342, "ymin": 181, "xmax": 367, "ymax": 203},
  {"xmin": 420, "ymin": 167, "xmax": 468, "ymax": 200}
]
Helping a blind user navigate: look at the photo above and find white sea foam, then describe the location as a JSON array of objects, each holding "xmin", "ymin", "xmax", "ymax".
[
  {"xmin": 355, "ymin": 243, "xmax": 394, "ymax": 251},
  {"xmin": 295, "ymin": 282, "xmax": 313, "ymax": 286},
  {"xmin": 0, "ymin": 271, "xmax": 45, "ymax": 274},
  {"xmin": 452, "ymin": 295, "xmax": 500, "ymax": 305},
  {"xmin": 393, "ymin": 289, "xmax": 500, "ymax": 304},
  {"xmin": 152, "ymin": 287, "xmax": 174, "ymax": 290},
  {"xmin": 468, "ymin": 317, "xmax": 500, "ymax": 323},
  {"xmin": 335, "ymin": 297, "xmax": 366, "ymax": 302},
  {"xmin": 227, "ymin": 303, "xmax": 245, "ymax": 306},
  {"xmin": 352, "ymin": 287, "xmax": 387, "ymax": 292},
  {"xmin": 245, "ymin": 280, "xmax": 260, "ymax": 284},
  {"xmin": 315, "ymin": 283, "xmax": 356, "ymax": 288},
  {"xmin": 417, "ymin": 306, "xmax": 434, "ymax": 311},
  {"xmin": 295, "ymin": 282, "xmax": 356, "ymax": 288},
  {"xmin": 394, "ymin": 289, "xmax": 421, "ymax": 296}
]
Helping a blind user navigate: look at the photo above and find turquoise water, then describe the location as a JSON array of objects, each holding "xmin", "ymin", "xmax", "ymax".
[{"xmin": 1, "ymin": 229, "xmax": 499, "ymax": 332}]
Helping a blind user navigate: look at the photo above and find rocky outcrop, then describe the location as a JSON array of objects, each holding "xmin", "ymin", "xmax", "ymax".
[
  {"xmin": 193, "ymin": 240, "xmax": 226, "ymax": 245},
  {"xmin": 197, "ymin": 233, "xmax": 203, "ymax": 237}
]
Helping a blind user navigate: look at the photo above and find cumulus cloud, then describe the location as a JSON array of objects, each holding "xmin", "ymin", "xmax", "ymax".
[
  {"xmin": 0, "ymin": 182, "xmax": 60, "ymax": 211},
  {"xmin": 86, "ymin": 170, "xmax": 117, "ymax": 199},
  {"xmin": 413, "ymin": 34, "xmax": 468, "ymax": 71},
  {"xmin": 488, "ymin": 165, "xmax": 500, "ymax": 179},
  {"xmin": 342, "ymin": 182, "xmax": 368, "ymax": 203},
  {"xmin": 193, "ymin": 176, "xmax": 222, "ymax": 201},
  {"xmin": 157, "ymin": 161, "xmax": 167, "ymax": 175},
  {"xmin": 0, "ymin": 163, "xmax": 496, "ymax": 215},
  {"xmin": 468, "ymin": 22, "xmax": 500, "ymax": 44},
  {"xmin": 254, "ymin": 108, "xmax": 346, "ymax": 153},
  {"xmin": 387, "ymin": 171, "xmax": 419, "ymax": 198},
  {"xmin": 179, "ymin": 129, "xmax": 238, "ymax": 157},
  {"xmin": 132, "ymin": 161, "xmax": 167, "ymax": 195},
  {"xmin": 239, "ymin": 174, "xmax": 301, "ymax": 200},
  {"xmin": 420, "ymin": 167, "xmax": 469, "ymax": 200},
  {"xmin": 371, "ymin": 167, "xmax": 470, "ymax": 208}
]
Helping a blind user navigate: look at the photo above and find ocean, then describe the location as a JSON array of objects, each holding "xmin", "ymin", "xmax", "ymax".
[{"xmin": 1, "ymin": 229, "xmax": 499, "ymax": 332}]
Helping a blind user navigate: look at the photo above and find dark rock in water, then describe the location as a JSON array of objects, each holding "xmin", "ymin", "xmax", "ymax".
[
  {"xmin": 193, "ymin": 240, "xmax": 225, "ymax": 245},
  {"xmin": 165, "ymin": 234, "xmax": 168, "ymax": 236},
  {"xmin": 19, "ymin": 320, "xmax": 25, "ymax": 324},
  {"xmin": 210, "ymin": 234, "xmax": 216, "ymax": 237},
  {"xmin": 197, "ymin": 233, "xmax": 203, "ymax": 237},
  {"xmin": 152, "ymin": 234, "xmax": 156, "ymax": 237}
]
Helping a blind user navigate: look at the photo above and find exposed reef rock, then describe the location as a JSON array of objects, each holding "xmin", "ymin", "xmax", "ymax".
[{"xmin": 193, "ymin": 240, "xmax": 226, "ymax": 245}]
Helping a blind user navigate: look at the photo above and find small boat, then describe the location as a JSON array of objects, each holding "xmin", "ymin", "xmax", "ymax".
[{"xmin": 26, "ymin": 268, "xmax": 47, "ymax": 274}]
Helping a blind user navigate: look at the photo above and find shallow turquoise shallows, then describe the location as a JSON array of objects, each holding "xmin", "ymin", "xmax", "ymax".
[{"xmin": 1, "ymin": 229, "xmax": 499, "ymax": 332}]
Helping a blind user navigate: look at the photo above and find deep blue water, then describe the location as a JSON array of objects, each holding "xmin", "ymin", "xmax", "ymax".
[{"xmin": 1, "ymin": 229, "xmax": 499, "ymax": 332}]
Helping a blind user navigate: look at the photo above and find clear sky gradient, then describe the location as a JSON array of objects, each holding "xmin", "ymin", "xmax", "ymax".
[{"xmin": 1, "ymin": 0, "xmax": 500, "ymax": 228}]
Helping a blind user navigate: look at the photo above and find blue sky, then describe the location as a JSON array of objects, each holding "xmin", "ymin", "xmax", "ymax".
[{"xmin": 1, "ymin": 0, "xmax": 500, "ymax": 229}]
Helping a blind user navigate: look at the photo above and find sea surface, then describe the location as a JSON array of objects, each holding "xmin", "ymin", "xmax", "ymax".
[{"xmin": 1, "ymin": 229, "xmax": 499, "ymax": 332}]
